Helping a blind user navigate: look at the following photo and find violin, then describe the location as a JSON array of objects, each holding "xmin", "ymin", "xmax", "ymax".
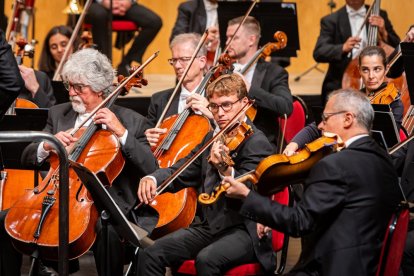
[
  {"xmin": 368, "ymin": 82, "xmax": 399, "ymax": 105},
  {"xmin": 199, "ymin": 135, "xmax": 343, "ymax": 205},
  {"xmin": 209, "ymin": 121, "xmax": 254, "ymax": 168}
]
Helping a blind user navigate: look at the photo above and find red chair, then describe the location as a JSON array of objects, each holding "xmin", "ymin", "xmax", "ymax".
[
  {"xmin": 376, "ymin": 202, "xmax": 410, "ymax": 276},
  {"xmin": 83, "ymin": 20, "xmax": 140, "ymax": 57},
  {"xmin": 175, "ymin": 187, "xmax": 292, "ymax": 275},
  {"xmin": 399, "ymin": 128, "xmax": 408, "ymax": 142},
  {"xmin": 278, "ymin": 95, "xmax": 308, "ymax": 145}
]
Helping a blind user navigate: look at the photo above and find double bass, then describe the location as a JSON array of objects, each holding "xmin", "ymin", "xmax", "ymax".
[
  {"xmin": 4, "ymin": 57, "xmax": 154, "ymax": 260},
  {"xmin": 342, "ymin": 0, "xmax": 410, "ymax": 114}
]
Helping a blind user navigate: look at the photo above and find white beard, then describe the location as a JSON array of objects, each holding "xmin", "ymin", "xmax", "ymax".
[{"xmin": 70, "ymin": 96, "xmax": 86, "ymax": 114}]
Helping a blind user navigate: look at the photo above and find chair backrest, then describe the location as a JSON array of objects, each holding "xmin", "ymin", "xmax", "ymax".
[
  {"xmin": 271, "ymin": 187, "xmax": 290, "ymax": 251},
  {"xmin": 399, "ymin": 128, "xmax": 408, "ymax": 142},
  {"xmin": 376, "ymin": 202, "xmax": 410, "ymax": 276},
  {"xmin": 278, "ymin": 95, "xmax": 308, "ymax": 144}
]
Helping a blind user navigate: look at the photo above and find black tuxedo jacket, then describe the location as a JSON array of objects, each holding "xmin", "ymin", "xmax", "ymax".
[
  {"xmin": 392, "ymin": 140, "xmax": 414, "ymax": 201},
  {"xmin": 146, "ymin": 88, "xmax": 180, "ymax": 128},
  {"xmin": 0, "ymin": 29, "xmax": 23, "ymax": 119},
  {"xmin": 313, "ymin": 5, "xmax": 400, "ymax": 102},
  {"xmin": 250, "ymin": 60, "xmax": 292, "ymax": 149},
  {"xmin": 150, "ymin": 121, "xmax": 276, "ymax": 272},
  {"xmin": 18, "ymin": 70, "xmax": 56, "ymax": 108},
  {"xmin": 170, "ymin": 0, "xmax": 207, "ymax": 41},
  {"xmin": 21, "ymin": 102, "xmax": 159, "ymax": 214},
  {"xmin": 241, "ymin": 136, "xmax": 401, "ymax": 276}
]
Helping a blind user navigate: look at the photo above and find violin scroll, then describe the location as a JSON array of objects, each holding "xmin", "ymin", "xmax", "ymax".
[
  {"xmin": 260, "ymin": 31, "xmax": 288, "ymax": 60},
  {"xmin": 198, "ymin": 182, "xmax": 231, "ymax": 205},
  {"xmin": 78, "ymin": 31, "xmax": 96, "ymax": 50},
  {"xmin": 117, "ymin": 68, "xmax": 148, "ymax": 95}
]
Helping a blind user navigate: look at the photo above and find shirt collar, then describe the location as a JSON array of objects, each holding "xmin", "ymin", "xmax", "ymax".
[
  {"xmin": 346, "ymin": 5, "xmax": 366, "ymax": 17},
  {"xmin": 345, "ymin": 134, "xmax": 369, "ymax": 148}
]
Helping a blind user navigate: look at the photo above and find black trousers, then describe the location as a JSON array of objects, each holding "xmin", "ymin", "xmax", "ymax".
[
  {"xmin": 137, "ymin": 223, "xmax": 257, "ymax": 276},
  {"xmin": 0, "ymin": 210, "xmax": 22, "ymax": 276},
  {"xmin": 85, "ymin": 2, "xmax": 162, "ymax": 64}
]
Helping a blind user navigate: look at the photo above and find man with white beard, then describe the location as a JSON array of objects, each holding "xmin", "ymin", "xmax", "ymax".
[{"xmin": 0, "ymin": 48, "xmax": 159, "ymax": 275}]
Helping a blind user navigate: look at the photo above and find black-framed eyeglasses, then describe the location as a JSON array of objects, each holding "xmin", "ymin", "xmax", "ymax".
[
  {"xmin": 167, "ymin": 56, "xmax": 193, "ymax": 66},
  {"xmin": 321, "ymin": 111, "xmax": 348, "ymax": 123},
  {"xmin": 207, "ymin": 99, "xmax": 242, "ymax": 113},
  {"xmin": 63, "ymin": 81, "xmax": 89, "ymax": 95}
]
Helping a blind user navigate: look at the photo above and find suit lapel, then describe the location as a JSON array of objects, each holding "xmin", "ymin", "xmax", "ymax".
[
  {"xmin": 251, "ymin": 62, "xmax": 265, "ymax": 90},
  {"xmin": 338, "ymin": 7, "xmax": 352, "ymax": 42},
  {"xmin": 58, "ymin": 107, "xmax": 77, "ymax": 132}
]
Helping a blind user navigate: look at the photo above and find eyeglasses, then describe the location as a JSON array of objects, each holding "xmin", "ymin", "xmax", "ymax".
[
  {"xmin": 63, "ymin": 81, "xmax": 89, "ymax": 95},
  {"xmin": 167, "ymin": 56, "xmax": 193, "ymax": 66},
  {"xmin": 321, "ymin": 111, "xmax": 348, "ymax": 123},
  {"xmin": 207, "ymin": 99, "xmax": 242, "ymax": 113}
]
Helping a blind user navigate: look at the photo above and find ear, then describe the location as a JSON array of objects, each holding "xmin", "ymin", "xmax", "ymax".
[
  {"xmin": 248, "ymin": 34, "xmax": 256, "ymax": 47},
  {"xmin": 198, "ymin": 55, "xmax": 207, "ymax": 70},
  {"xmin": 343, "ymin": 112, "xmax": 354, "ymax": 128}
]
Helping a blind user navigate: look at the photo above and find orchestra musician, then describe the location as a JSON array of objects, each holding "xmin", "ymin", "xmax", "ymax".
[
  {"xmin": 0, "ymin": 48, "xmax": 159, "ymax": 275},
  {"xmin": 284, "ymin": 45, "xmax": 404, "ymax": 156},
  {"xmin": 225, "ymin": 16, "xmax": 293, "ymax": 151},
  {"xmin": 85, "ymin": 0, "xmax": 162, "ymax": 76},
  {"xmin": 170, "ymin": 0, "xmax": 220, "ymax": 57},
  {"xmin": 137, "ymin": 73, "xmax": 276, "ymax": 275},
  {"xmin": 38, "ymin": 25, "xmax": 78, "ymax": 80},
  {"xmin": 225, "ymin": 88, "xmax": 401, "ymax": 276},
  {"xmin": 0, "ymin": 28, "xmax": 23, "ymax": 119},
  {"xmin": 313, "ymin": 0, "xmax": 400, "ymax": 104},
  {"xmin": 145, "ymin": 32, "xmax": 213, "ymax": 146}
]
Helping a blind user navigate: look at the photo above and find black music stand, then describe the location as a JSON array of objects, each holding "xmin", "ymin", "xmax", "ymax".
[
  {"xmin": 217, "ymin": 1, "xmax": 300, "ymax": 58},
  {"xmin": 69, "ymin": 161, "xmax": 154, "ymax": 276},
  {"xmin": 0, "ymin": 109, "xmax": 48, "ymax": 169},
  {"xmin": 371, "ymin": 104, "xmax": 400, "ymax": 149},
  {"xmin": 401, "ymin": 42, "xmax": 414, "ymax": 104},
  {"xmin": 52, "ymin": 81, "xmax": 70, "ymax": 104}
]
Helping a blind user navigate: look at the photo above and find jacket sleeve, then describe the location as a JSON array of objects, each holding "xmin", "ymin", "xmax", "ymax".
[
  {"xmin": 249, "ymin": 64, "xmax": 293, "ymax": 117},
  {"xmin": 381, "ymin": 10, "xmax": 400, "ymax": 47},
  {"xmin": 170, "ymin": 3, "xmax": 192, "ymax": 42},
  {"xmin": 313, "ymin": 16, "xmax": 347, "ymax": 63},
  {"xmin": 32, "ymin": 70, "xmax": 56, "ymax": 108},
  {"xmin": 240, "ymin": 158, "xmax": 348, "ymax": 237},
  {"xmin": 0, "ymin": 29, "xmax": 24, "ymax": 118}
]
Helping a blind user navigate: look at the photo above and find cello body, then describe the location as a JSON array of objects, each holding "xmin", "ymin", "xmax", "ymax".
[
  {"xmin": 150, "ymin": 113, "xmax": 211, "ymax": 238},
  {"xmin": 0, "ymin": 169, "xmax": 41, "ymax": 211},
  {"xmin": 5, "ymin": 129, "xmax": 124, "ymax": 260}
]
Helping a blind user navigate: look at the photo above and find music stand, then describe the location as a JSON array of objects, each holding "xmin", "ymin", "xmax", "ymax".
[
  {"xmin": 371, "ymin": 104, "xmax": 400, "ymax": 149},
  {"xmin": 0, "ymin": 109, "xmax": 48, "ymax": 169},
  {"xmin": 70, "ymin": 161, "xmax": 154, "ymax": 276},
  {"xmin": 400, "ymin": 42, "xmax": 414, "ymax": 104},
  {"xmin": 51, "ymin": 81, "xmax": 69, "ymax": 104},
  {"xmin": 217, "ymin": 1, "xmax": 300, "ymax": 58}
]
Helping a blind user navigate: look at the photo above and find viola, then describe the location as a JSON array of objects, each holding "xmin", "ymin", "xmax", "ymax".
[
  {"xmin": 368, "ymin": 82, "xmax": 399, "ymax": 105},
  {"xmin": 198, "ymin": 135, "xmax": 342, "ymax": 205},
  {"xmin": 209, "ymin": 121, "xmax": 254, "ymax": 168}
]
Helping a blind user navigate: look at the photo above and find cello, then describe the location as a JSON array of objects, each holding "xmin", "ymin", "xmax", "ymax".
[
  {"xmin": 148, "ymin": 32, "xmax": 212, "ymax": 238},
  {"xmin": 4, "ymin": 55, "xmax": 155, "ymax": 260}
]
